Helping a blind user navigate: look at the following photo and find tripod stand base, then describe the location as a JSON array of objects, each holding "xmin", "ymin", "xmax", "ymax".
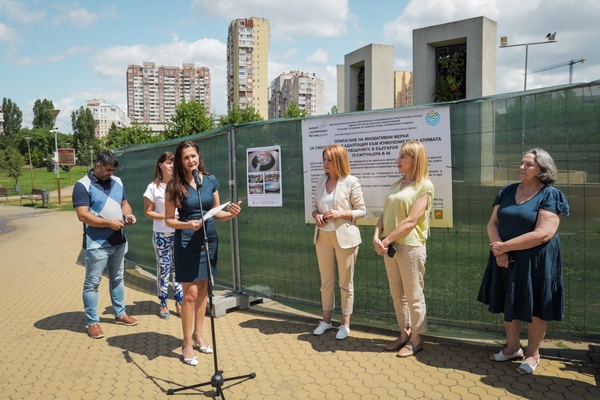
[{"xmin": 167, "ymin": 370, "xmax": 256, "ymax": 397}]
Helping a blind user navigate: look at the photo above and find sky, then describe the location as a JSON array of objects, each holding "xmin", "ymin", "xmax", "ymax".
[{"xmin": 1, "ymin": 0, "xmax": 599, "ymax": 134}]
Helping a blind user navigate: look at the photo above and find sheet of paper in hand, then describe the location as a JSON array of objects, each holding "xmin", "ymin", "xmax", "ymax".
[{"xmin": 202, "ymin": 201, "xmax": 231, "ymax": 222}]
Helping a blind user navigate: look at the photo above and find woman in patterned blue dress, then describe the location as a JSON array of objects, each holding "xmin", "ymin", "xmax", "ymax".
[
  {"xmin": 143, "ymin": 151, "xmax": 183, "ymax": 319},
  {"xmin": 165, "ymin": 140, "xmax": 242, "ymax": 366},
  {"xmin": 478, "ymin": 148, "xmax": 569, "ymax": 375}
]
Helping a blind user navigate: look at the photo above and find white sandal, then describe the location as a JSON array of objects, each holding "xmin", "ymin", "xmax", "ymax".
[
  {"xmin": 489, "ymin": 348, "xmax": 523, "ymax": 362},
  {"xmin": 516, "ymin": 356, "xmax": 540, "ymax": 375},
  {"xmin": 181, "ymin": 347, "xmax": 198, "ymax": 366},
  {"xmin": 193, "ymin": 339, "xmax": 213, "ymax": 354}
]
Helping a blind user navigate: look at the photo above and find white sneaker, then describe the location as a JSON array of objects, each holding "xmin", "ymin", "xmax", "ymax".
[
  {"xmin": 313, "ymin": 321, "xmax": 333, "ymax": 335},
  {"xmin": 336, "ymin": 325, "xmax": 350, "ymax": 340}
]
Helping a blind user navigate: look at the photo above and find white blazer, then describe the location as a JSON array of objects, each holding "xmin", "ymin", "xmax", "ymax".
[{"xmin": 312, "ymin": 174, "xmax": 366, "ymax": 248}]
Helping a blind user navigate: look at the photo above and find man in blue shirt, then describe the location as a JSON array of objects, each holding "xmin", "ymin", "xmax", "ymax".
[{"xmin": 72, "ymin": 150, "xmax": 138, "ymax": 339}]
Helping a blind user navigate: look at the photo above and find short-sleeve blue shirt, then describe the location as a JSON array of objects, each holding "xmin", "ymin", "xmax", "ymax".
[{"xmin": 72, "ymin": 169, "xmax": 128, "ymax": 249}]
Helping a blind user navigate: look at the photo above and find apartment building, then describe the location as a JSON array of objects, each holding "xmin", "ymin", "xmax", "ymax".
[
  {"xmin": 268, "ymin": 71, "xmax": 324, "ymax": 119},
  {"xmin": 85, "ymin": 99, "xmax": 131, "ymax": 139},
  {"xmin": 394, "ymin": 71, "xmax": 414, "ymax": 107},
  {"xmin": 126, "ymin": 62, "xmax": 211, "ymax": 131},
  {"xmin": 227, "ymin": 17, "xmax": 270, "ymax": 119}
]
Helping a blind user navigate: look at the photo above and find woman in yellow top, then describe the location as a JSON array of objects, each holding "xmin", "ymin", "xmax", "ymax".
[{"xmin": 373, "ymin": 141, "xmax": 434, "ymax": 358}]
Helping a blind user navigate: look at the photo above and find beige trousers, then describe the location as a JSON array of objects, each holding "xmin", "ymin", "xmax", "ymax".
[
  {"xmin": 315, "ymin": 230, "xmax": 358, "ymax": 315},
  {"xmin": 383, "ymin": 244, "xmax": 427, "ymax": 334}
]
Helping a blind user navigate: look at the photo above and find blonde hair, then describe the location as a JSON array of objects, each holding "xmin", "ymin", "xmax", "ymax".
[
  {"xmin": 401, "ymin": 140, "xmax": 429, "ymax": 187},
  {"xmin": 323, "ymin": 144, "xmax": 351, "ymax": 178}
]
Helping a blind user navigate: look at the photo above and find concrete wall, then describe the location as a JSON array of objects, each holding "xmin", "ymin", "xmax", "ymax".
[
  {"xmin": 339, "ymin": 44, "xmax": 394, "ymax": 113},
  {"xmin": 413, "ymin": 16, "xmax": 497, "ymax": 105},
  {"xmin": 336, "ymin": 64, "xmax": 345, "ymax": 113}
]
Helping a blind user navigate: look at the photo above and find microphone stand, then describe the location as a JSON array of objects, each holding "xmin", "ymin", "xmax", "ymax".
[{"xmin": 167, "ymin": 177, "xmax": 255, "ymax": 398}]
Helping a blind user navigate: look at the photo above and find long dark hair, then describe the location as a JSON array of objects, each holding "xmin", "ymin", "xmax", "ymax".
[
  {"xmin": 152, "ymin": 151, "xmax": 174, "ymax": 185},
  {"xmin": 166, "ymin": 140, "xmax": 210, "ymax": 208}
]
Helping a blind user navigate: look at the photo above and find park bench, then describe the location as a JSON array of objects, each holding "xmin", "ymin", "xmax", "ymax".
[
  {"xmin": 0, "ymin": 187, "xmax": 8, "ymax": 201},
  {"xmin": 20, "ymin": 188, "xmax": 48, "ymax": 207}
]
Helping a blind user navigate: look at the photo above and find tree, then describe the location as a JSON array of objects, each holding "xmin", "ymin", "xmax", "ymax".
[
  {"xmin": 218, "ymin": 103, "xmax": 263, "ymax": 126},
  {"xmin": 282, "ymin": 102, "xmax": 308, "ymax": 118},
  {"xmin": 330, "ymin": 105, "xmax": 338, "ymax": 114},
  {"xmin": 164, "ymin": 99, "xmax": 214, "ymax": 139},
  {"xmin": 14, "ymin": 127, "xmax": 57, "ymax": 167},
  {"xmin": 32, "ymin": 99, "xmax": 55, "ymax": 129},
  {"xmin": 2, "ymin": 98, "xmax": 23, "ymax": 136},
  {"xmin": 434, "ymin": 51, "xmax": 466, "ymax": 103},
  {"xmin": 71, "ymin": 107, "xmax": 97, "ymax": 164},
  {"xmin": 0, "ymin": 146, "xmax": 24, "ymax": 185},
  {"xmin": 103, "ymin": 122, "xmax": 160, "ymax": 149},
  {"xmin": 356, "ymin": 66, "xmax": 365, "ymax": 111}
]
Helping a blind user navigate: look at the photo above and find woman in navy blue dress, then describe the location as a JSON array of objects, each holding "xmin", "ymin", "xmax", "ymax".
[
  {"xmin": 478, "ymin": 148, "xmax": 569, "ymax": 375},
  {"xmin": 165, "ymin": 140, "xmax": 242, "ymax": 366}
]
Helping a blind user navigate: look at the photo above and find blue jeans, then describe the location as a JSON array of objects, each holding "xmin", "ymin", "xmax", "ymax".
[{"xmin": 83, "ymin": 242, "xmax": 128, "ymax": 326}]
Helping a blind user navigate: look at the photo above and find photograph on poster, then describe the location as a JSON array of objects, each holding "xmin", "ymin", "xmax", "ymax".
[
  {"xmin": 301, "ymin": 108, "xmax": 453, "ymax": 228},
  {"xmin": 246, "ymin": 146, "xmax": 283, "ymax": 207}
]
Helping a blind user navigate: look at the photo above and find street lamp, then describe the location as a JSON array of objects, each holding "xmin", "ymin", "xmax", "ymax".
[
  {"xmin": 24, "ymin": 136, "xmax": 34, "ymax": 189},
  {"xmin": 499, "ymin": 34, "xmax": 557, "ymax": 91},
  {"xmin": 89, "ymin": 145, "xmax": 94, "ymax": 168},
  {"xmin": 50, "ymin": 109, "xmax": 61, "ymax": 204},
  {"xmin": 500, "ymin": 35, "xmax": 557, "ymax": 155}
]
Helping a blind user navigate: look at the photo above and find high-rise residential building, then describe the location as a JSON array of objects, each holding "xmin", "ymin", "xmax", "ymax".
[
  {"xmin": 85, "ymin": 99, "xmax": 131, "ymax": 139},
  {"xmin": 394, "ymin": 71, "xmax": 414, "ymax": 107},
  {"xmin": 268, "ymin": 71, "xmax": 324, "ymax": 119},
  {"xmin": 126, "ymin": 62, "xmax": 211, "ymax": 131},
  {"xmin": 227, "ymin": 17, "xmax": 270, "ymax": 119}
]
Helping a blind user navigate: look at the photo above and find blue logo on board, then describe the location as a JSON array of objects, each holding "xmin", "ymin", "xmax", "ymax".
[{"xmin": 425, "ymin": 110, "xmax": 441, "ymax": 126}]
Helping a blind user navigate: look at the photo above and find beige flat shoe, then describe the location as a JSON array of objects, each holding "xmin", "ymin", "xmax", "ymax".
[{"xmin": 396, "ymin": 341, "xmax": 423, "ymax": 358}]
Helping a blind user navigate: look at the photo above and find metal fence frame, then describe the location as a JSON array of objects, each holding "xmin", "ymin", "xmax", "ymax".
[{"xmin": 116, "ymin": 81, "xmax": 600, "ymax": 340}]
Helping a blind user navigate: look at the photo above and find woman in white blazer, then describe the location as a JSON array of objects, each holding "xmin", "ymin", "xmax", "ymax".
[{"xmin": 311, "ymin": 144, "xmax": 366, "ymax": 340}]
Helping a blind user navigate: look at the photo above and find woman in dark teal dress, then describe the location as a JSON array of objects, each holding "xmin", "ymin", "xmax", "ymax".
[
  {"xmin": 478, "ymin": 148, "xmax": 569, "ymax": 375},
  {"xmin": 165, "ymin": 140, "xmax": 242, "ymax": 366}
]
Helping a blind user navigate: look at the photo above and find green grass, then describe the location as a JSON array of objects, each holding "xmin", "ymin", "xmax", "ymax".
[{"xmin": 0, "ymin": 165, "xmax": 88, "ymax": 210}]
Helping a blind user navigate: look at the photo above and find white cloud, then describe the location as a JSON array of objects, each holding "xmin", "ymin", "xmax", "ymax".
[
  {"xmin": 0, "ymin": 22, "xmax": 17, "ymax": 43},
  {"xmin": 50, "ymin": 4, "xmax": 117, "ymax": 28},
  {"xmin": 8, "ymin": 45, "xmax": 91, "ymax": 67},
  {"xmin": 0, "ymin": 0, "xmax": 45, "ymax": 24},
  {"xmin": 382, "ymin": 0, "xmax": 519, "ymax": 47},
  {"xmin": 322, "ymin": 64, "xmax": 339, "ymax": 112},
  {"xmin": 65, "ymin": 45, "xmax": 93, "ymax": 56},
  {"xmin": 307, "ymin": 49, "xmax": 329, "ymax": 64},
  {"xmin": 190, "ymin": 0, "xmax": 350, "ymax": 41}
]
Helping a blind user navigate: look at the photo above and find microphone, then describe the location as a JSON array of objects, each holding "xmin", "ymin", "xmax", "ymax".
[{"xmin": 192, "ymin": 169, "xmax": 202, "ymax": 188}]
